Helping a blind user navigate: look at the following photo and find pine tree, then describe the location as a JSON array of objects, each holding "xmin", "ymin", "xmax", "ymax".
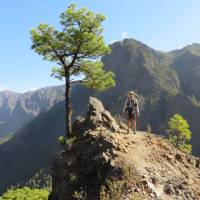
[
  {"xmin": 30, "ymin": 4, "xmax": 115, "ymax": 136},
  {"xmin": 168, "ymin": 114, "xmax": 192, "ymax": 153}
]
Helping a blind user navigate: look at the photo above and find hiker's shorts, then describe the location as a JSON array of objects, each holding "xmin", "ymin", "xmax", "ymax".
[{"xmin": 127, "ymin": 108, "xmax": 137, "ymax": 120}]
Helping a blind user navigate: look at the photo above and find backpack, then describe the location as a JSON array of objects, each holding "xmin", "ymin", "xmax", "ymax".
[{"xmin": 125, "ymin": 98, "xmax": 137, "ymax": 112}]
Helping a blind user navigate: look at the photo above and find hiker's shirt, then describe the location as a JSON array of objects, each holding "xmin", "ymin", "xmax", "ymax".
[{"xmin": 123, "ymin": 98, "xmax": 139, "ymax": 115}]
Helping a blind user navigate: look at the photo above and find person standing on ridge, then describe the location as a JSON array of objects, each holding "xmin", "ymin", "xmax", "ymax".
[{"xmin": 123, "ymin": 91, "xmax": 139, "ymax": 134}]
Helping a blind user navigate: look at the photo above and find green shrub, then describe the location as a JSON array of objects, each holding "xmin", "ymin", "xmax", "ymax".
[
  {"xmin": 57, "ymin": 136, "xmax": 66, "ymax": 146},
  {"xmin": 167, "ymin": 114, "xmax": 192, "ymax": 153},
  {"xmin": 0, "ymin": 187, "xmax": 49, "ymax": 200},
  {"xmin": 66, "ymin": 136, "xmax": 77, "ymax": 145}
]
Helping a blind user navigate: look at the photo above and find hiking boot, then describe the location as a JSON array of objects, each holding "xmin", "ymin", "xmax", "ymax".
[
  {"xmin": 127, "ymin": 128, "xmax": 130, "ymax": 134},
  {"xmin": 133, "ymin": 129, "xmax": 136, "ymax": 134}
]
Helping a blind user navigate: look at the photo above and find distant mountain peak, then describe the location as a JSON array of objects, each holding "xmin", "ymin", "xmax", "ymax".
[
  {"xmin": 183, "ymin": 43, "xmax": 200, "ymax": 55},
  {"xmin": 0, "ymin": 85, "xmax": 65, "ymax": 137},
  {"xmin": 170, "ymin": 42, "xmax": 200, "ymax": 57}
]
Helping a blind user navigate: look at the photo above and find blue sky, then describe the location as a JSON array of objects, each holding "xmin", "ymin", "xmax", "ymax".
[{"xmin": 1, "ymin": 0, "xmax": 200, "ymax": 92}]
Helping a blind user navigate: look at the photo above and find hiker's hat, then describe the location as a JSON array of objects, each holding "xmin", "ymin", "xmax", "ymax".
[{"xmin": 128, "ymin": 91, "xmax": 135, "ymax": 96}]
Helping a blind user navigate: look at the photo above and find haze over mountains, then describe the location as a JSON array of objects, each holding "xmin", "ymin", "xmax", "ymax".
[
  {"xmin": 0, "ymin": 101, "xmax": 65, "ymax": 194},
  {"xmin": 0, "ymin": 85, "xmax": 65, "ymax": 138},
  {"xmin": 1, "ymin": 39, "xmax": 200, "ymax": 193}
]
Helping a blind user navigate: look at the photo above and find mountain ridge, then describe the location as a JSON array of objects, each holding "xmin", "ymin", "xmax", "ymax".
[
  {"xmin": 0, "ymin": 85, "xmax": 65, "ymax": 137},
  {"xmin": 0, "ymin": 101, "xmax": 65, "ymax": 194}
]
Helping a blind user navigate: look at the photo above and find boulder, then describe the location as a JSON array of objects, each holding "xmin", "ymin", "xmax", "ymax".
[{"xmin": 85, "ymin": 97, "xmax": 119, "ymax": 132}]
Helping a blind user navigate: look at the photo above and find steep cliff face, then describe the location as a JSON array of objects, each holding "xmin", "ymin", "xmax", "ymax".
[
  {"xmin": 171, "ymin": 49, "xmax": 200, "ymax": 100},
  {"xmin": 102, "ymin": 39, "xmax": 180, "ymax": 96},
  {"xmin": 49, "ymin": 97, "xmax": 200, "ymax": 200},
  {"xmin": 0, "ymin": 101, "xmax": 65, "ymax": 195},
  {"xmin": 0, "ymin": 85, "xmax": 65, "ymax": 137}
]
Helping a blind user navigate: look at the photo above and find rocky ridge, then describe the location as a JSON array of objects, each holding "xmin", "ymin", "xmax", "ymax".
[{"xmin": 49, "ymin": 97, "xmax": 200, "ymax": 200}]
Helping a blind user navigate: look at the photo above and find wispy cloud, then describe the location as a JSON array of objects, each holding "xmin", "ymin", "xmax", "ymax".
[
  {"xmin": 108, "ymin": 40, "xmax": 118, "ymax": 44},
  {"xmin": 22, "ymin": 88, "xmax": 39, "ymax": 93},
  {"xmin": 122, "ymin": 31, "xmax": 128, "ymax": 39},
  {"xmin": 0, "ymin": 85, "xmax": 8, "ymax": 91}
]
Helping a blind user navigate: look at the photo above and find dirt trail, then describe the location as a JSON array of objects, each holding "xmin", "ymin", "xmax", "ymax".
[{"xmin": 113, "ymin": 131, "xmax": 200, "ymax": 199}]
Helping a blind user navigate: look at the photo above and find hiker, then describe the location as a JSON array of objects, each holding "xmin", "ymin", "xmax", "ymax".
[{"xmin": 123, "ymin": 91, "xmax": 139, "ymax": 134}]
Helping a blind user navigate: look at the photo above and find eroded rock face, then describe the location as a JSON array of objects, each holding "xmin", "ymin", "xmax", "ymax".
[
  {"xmin": 86, "ymin": 97, "xmax": 119, "ymax": 132},
  {"xmin": 81, "ymin": 97, "xmax": 119, "ymax": 132}
]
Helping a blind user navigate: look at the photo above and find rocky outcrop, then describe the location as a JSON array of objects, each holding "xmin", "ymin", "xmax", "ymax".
[
  {"xmin": 85, "ymin": 97, "xmax": 119, "ymax": 132},
  {"xmin": 72, "ymin": 97, "xmax": 120, "ymax": 134},
  {"xmin": 49, "ymin": 98, "xmax": 200, "ymax": 200}
]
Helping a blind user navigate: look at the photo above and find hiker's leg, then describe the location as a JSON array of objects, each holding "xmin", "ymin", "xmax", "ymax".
[
  {"xmin": 132, "ymin": 119, "xmax": 136, "ymax": 133},
  {"xmin": 130, "ymin": 119, "xmax": 134, "ymax": 129},
  {"xmin": 127, "ymin": 119, "xmax": 131, "ymax": 133}
]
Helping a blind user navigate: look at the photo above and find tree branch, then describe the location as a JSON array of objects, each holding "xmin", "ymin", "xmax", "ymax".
[
  {"xmin": 77, "ymin": 45, "xmax": 103, "ymax": 60},
  {"xmin": 68, "ymin": 42, "xmax": 82, "ymax": 69},
  {"xmin": 70, "ymin": 79, "xmax": 86, "ymax": 84},
  {"xmin": 46, "ymin": 39, "xmax": 68, "ymax": 68}
]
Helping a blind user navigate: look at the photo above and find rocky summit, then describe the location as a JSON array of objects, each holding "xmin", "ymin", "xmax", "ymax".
[{"xmin": 49, "ymin": 97, "xmax": 200, "ymax": 200}]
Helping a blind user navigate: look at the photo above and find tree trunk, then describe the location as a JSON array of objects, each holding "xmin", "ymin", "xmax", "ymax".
[
  {"xmin": 65, "ymin": 69, "xmax": 72, "ymax": 137},
  {"xmin": 176, "ymin": 131, "xmax": 179, "ymax": 148}
]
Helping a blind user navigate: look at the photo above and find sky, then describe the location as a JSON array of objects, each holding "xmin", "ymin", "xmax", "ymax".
[{"xmin": 1, "ymin": 0, "xmax": 200, "ymax": 92}]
